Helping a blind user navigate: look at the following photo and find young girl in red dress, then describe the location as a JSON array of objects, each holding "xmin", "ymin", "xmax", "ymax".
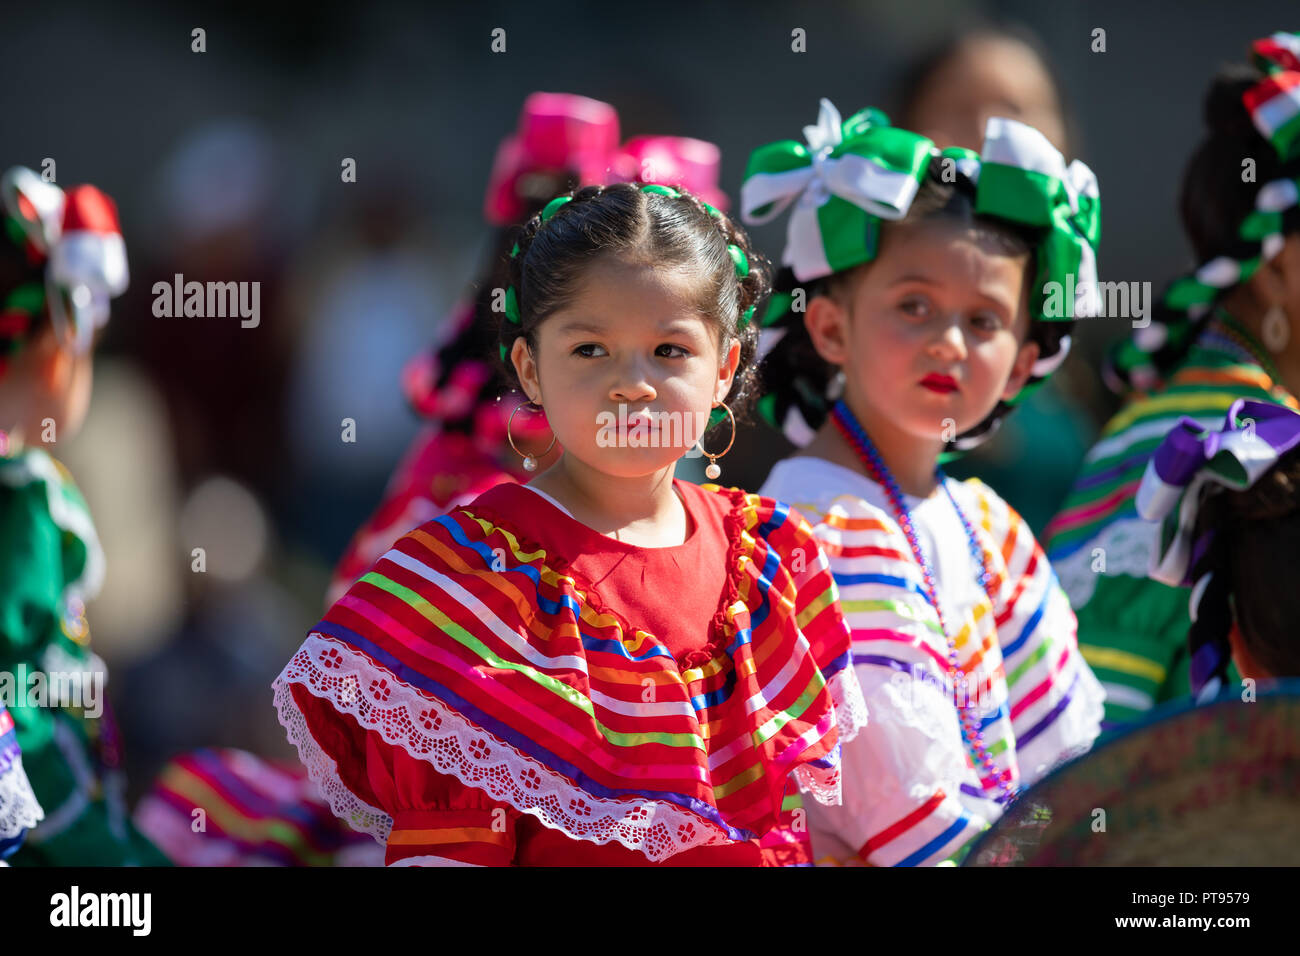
[{"xmin": 273, "ymin": 181, "xmax": 867, "ymax": 865}]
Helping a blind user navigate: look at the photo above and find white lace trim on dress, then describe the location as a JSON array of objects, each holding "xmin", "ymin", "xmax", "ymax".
[
  {"xmin": 1053, "ymin": 517, "xmax": 1159, "ymax": 608},
  {"xmin": 274, "ymin": 633, "xmax": 760, "ymax": 862},
  {"xmin": 0, "ymin": 754, "xmax": 45, "ymax": 839}
]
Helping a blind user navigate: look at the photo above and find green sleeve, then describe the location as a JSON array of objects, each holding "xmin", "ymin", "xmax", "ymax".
[
  {"xmin": 0, "ymin": 483, "xmax": 66, "ymax": 780},
  {"xmin": 1074, "ymin": 572, "xmax": 1239, "ymax": 728},
  {"xmin": 0, "ymin": 483, "xmax": 64, "ymax": 662},
  {"xmin": 0, "ymin": 483, "xmax": 170, "ymax": 866}
]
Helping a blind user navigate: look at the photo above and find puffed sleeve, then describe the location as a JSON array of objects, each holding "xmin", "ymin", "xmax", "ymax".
[
  {"xmin": 769, "ymin": 489, "xmax": 991, "ymax": 866},
  {"xmin": 287, "ymin": 683, "xmax": 522, "ymax": 866},
  {"xmin": 807, "ymin": 670, "xmax": 991, "ymax": 866},
  {"xmin": 970, "ymin": 479, "xmax": 1106, "ymax": 784},
  {"xmin": 742, "ymin": 494, "xmax": 869, "ymax": 748}
]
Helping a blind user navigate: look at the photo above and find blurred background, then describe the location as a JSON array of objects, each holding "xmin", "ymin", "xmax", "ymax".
[{"xmin": 0, "ymin": 0, "xmax": 1291, "ymax": 803}]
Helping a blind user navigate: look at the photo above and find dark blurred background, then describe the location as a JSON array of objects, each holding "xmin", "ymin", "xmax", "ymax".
[{"xmin": 1, "ymin": 0, "xmax": 1290, "ymax": 799}]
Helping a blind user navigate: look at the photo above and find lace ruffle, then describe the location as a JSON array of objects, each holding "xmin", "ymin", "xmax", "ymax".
[
  {"xmin": 784, "ymin": 666, "xmax": 869, "ymax": 807},
  {"xmin": 0, "ymin": 754, "xmax": 45, "ymax": 839},
  {"xmin": 829, "ymin": 664, "xmax": 869, "ymax": 747},
  {"xmin": 273, "ymin": 633, "xmax": 743, "ymax": 863},
  {"xmin": 858, "ymin": 670, "xmax": 978, "ymax": 808},
  {"xmin": 1053, "ymin": 517, "xmax": 1158, "ymax": 608}
]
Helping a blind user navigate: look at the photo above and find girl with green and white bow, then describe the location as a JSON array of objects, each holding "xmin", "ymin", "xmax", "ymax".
[{"xmin": 749, "ymin": 100, "xmax": 1107, "ymax": 866}]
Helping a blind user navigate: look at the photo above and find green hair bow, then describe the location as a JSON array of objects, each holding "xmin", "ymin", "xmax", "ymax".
[
  {"xmin": 740, "ymin": 100, "xmax": 933, "ymax": 282},
  {"xmin": 740, "ymin": 101, "xmax": 1103, "ymax": 324}
]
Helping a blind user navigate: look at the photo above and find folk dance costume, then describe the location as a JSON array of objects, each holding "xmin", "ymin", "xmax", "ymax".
[
  {"xmin": 762, "ymin": 446, "xmax": 1103, "ymax": 865},
  {"xmin": 1048, "ymin": 31, "xmax": 1300, "ymax": 728},
  {"xmin": 744, "ymin": 103, "xmax": 1106, "ymax": 865},
  {"xmin": 0, "ymin": 446, "xmax": 169, "ymax": 865},
  {"xmin": 328, "ymin": 93, "xmax": 733, "ymax": 608},
  {"xmin": 274, "ymin": 479, "xmax": 867, "ymax": 865},
  {"xmin": 0, "ymin": 169, "xmax": 166, "ymax": 865}
]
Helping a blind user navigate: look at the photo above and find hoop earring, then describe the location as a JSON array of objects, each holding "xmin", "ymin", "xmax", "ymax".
[
  {"xmin": 506, "ymin": 400, "xmax": 556, "ymax": 472},
  {"xmin": 698, "ymin": 402, "xmax": 736, "ymax": 480},
  {"xmin": 1262, "ymin": 305, "xmax": 1291, "ymax": 354}
]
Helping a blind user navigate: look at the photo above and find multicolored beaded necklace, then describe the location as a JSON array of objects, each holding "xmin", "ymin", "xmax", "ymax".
[{"xmin": 830, "ymin": 398, "xmax": 1018, "ymax": 804}]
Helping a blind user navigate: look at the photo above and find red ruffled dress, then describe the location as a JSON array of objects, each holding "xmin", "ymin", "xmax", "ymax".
[{"xmin": 275, "ymin": 478, "xmax": 866, "ymax": 865}]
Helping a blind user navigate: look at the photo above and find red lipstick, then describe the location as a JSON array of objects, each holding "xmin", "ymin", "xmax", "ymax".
[{"xmin": 920, "ymin": 373, "xmax": 959, "ymax": 394}]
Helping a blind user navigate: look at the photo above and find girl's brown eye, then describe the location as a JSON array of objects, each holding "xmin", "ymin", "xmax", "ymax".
[
  {"xmin": 657, "ymin": 344, "xmax": 690, "ymax": 358},
  {"xmin": 901, "ymin": 297, "xmax": 930, "ymax": 318}
]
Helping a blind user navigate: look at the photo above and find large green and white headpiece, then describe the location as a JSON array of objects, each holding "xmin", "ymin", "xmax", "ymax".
[{"xmin": 741, "ymin": 100, "xmax": 1102, "ymax": 450}]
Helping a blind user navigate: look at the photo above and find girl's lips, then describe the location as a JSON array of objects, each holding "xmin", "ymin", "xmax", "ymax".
[
  {"xmin": 618, "ymin": 416, "xmax": 660, "ymax": 432},
  {"xmin": 920, "ymin": 374, "xmax": 959, "ymax": 394}
]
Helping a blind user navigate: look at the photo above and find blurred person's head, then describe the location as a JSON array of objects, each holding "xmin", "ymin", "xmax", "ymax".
[
  {"xmin": 1138, "ymin": 400, "xmax": 1300, "ymax": 693},
  {"xmin": 154, "ymin": 120, "xmax": 283, "ymax": 271},
  {"xmin": 0, "ymin": 168, "xmax": 128, "ymax": 450},
  {"xmin": 1108, "ymin": 32, "xmax": 1300, "ymax": 396},
  {"xmin": 898, "ymin": 26, "xmax": 1070, "ymax": 154},
  {"xmin": 1181, "ymin": 63, "xmax": 1300, "ymax": 374},
  {"xmin": 1198, "ymin": 444, "xmax": 1300, "ymax": 682}
]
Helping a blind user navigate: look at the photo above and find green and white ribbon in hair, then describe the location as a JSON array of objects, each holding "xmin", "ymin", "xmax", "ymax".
[
  {"xmin": 740, "ymin": 100, "xmax": 933, "ymax": 282},
  {"xmin": 975, "ymin": 116, "xmax": 1102, "ymax": 323},
  {"xmin": 1158, "ymin": 31, "xmax": 1300, "ymax": 322},
  {"xmin": 741, "ymin": 101, "xmax": 1101, "ymax": 323}
]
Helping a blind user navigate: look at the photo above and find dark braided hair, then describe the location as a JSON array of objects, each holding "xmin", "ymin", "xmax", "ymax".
[
  {"xmin": 757, "ymin": 152, "xmax": 1065, "ymax": 449},
  {"xmin": 1107, "ymin": 63, "xmax": 1297, "ymax": 392},
  {"xmin": 497, "ymin": 182, "xmax": 772, "ymax": 430},
  {"xmin": 1193, "ymin": 445, "xmax": 1300, "ymax": 678}
]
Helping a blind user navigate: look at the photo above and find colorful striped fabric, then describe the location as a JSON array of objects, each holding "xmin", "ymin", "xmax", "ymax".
[
  {"xmin": 1046, "ymin": 333, "xmax": 1299, "ymax": 727},
  {"xmin": 273, "ymin": 481, "xmax": 865, "ymax": 864},
  {"xmin": 0, "ymin": 704, "xmax": 43, "ymax": 857},
  {"xmin": 326, "ymin": 428, "xmax": 519, "ymax": 608},
  {"xmin": 761, "ymin": 457, "xmax": 1104, "ymax": 867},
  {"xmin": 134, "ymin": 748, "xmax": 384, "ymax": 866}
]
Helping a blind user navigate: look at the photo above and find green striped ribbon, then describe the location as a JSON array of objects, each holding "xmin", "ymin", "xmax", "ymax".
[{"xmin": 740, "ymin": 100, "xmax": 933, "ymax": 286}]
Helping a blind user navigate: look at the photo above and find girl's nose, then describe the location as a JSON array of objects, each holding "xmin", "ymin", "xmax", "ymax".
[
  {"xmin": 609, "ymin": 360, "xmax": 657, "ymax": 404},
  {"xmin": 927, "ymin": 316, "xmax": 968, "ymax": 361}
]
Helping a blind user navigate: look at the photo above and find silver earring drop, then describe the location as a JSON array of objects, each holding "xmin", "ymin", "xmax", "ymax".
[{"xmin": 1262, "ymin": 305, "xmax": 1291, "ymax": 353}]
